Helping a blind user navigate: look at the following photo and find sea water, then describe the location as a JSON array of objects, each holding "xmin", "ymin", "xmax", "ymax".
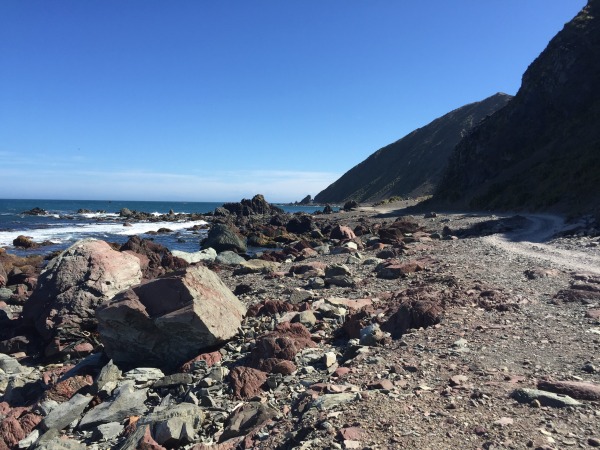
[{"xmin": 0, "ymin": 199, "xmax": 326, "ymax": 255}]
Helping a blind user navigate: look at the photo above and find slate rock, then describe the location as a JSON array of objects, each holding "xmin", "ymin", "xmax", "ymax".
[
  {"xmin": 78, "ymin": 381, "xmax": 148, "ymax": 429},
  {"xmin": 139, "ymin": 403, "xmax": 204, "ymax": 447},
  {"xmin": 215, "ymin": 251, "xmax": 246, "ymax": 266},
  {"xmin": 97, "ymin": 265, "xmax": 246, "ymax": 370},
  {"xmin": 41, "ymin": 393, "xmax": 92, "ymax": 431},
  {"xmin": 220, "ymin": 401, "xmax": 279, "ymax": 442}
]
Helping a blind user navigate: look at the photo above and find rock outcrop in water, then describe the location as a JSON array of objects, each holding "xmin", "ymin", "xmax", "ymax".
[
  {"xmin": 220, "ymin": 194, "xmax": 284, "ymax": 217},
  {"xmin": 436, "ymin": 0, "xmax": 600, "ymax": 215},
  {"xmin": 314, "ymin": 93, "xmax": 512, "ymax": 203}
]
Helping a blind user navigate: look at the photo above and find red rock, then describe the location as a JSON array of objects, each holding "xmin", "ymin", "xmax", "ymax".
[
  {"xmin": 339, "ymin": 427, "xmax": 364, "ymax": 441},
  {"xmin": 269, "ymin": 360, "xmax": 296, "ymax": 375},
  {"xmin": 229, "ymin": 367, "xmax": 268, "ymax": 399},
  {"xmin": 376, "ymin": 259, "xmax": 429, "ymax": 279},
  {"xmin": 43, "ymin": 375, "xmax": 93, "ymax": 402},
  {"xmin": 332, "ymin": 367, "xmax": 351, "ymax": 378},
  {"xmin": 72, "ymin": 342, "xmax": 94, "ymax": 355},
  {"xmin": 247, "ymin": 300, "xmax": 296, "ymax": 318},
  {"xmin": 0, "ymin": 407, "xmax": 42, "ymax": 450},
  {"xmin": 368, "ymin": 379, "xmax": 394, "ymax": 390},
  {"xmin": 537, "ymin": 380, "xmax": 600, "ymax": 401},
  {"xmin": 330, "ymin": 225, "xmax": 356, "ymax": 240},
  {"xmin": 586, "ymin": 309, "xmax": 600, "ymax": 319},
  {"xmin": 181, "ymin": 351, "xmax": 223, "ymax": 373}
]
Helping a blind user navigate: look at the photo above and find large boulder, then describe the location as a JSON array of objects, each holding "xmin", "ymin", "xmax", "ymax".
[
  {"xmin": 22, "ymin": 239, "xmax": 143, "ymax": 344},
  {"xmin": 96, "ymin": 265, "xmax": 246, "ymax": 370},
  {"xmin": 202, "ymin": 224, "xmax": 247, "ymax": 254}
]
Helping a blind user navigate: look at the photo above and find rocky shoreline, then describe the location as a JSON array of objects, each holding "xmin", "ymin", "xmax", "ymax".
[{"xmin": 1, "ymin": 197, "xmax": 600, "ymax": 449}]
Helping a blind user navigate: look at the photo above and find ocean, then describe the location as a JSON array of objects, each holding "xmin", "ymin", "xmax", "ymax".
[{"xmin": 0, "ymin": 199, "xmax": 326, "ymax": 256}]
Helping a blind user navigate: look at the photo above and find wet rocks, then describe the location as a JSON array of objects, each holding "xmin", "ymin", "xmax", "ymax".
[
  {"xmin": 22, "ymin": 239, "xmax": 143, "ymax": 348},
  {"xmin": 97, "ymin": 265, "xmax": 246, "ymax": 370}
]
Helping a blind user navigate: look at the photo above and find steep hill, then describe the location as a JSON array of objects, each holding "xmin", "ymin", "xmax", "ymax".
[
  {"xmin": 436, "ymin": 0, "xmax": 600, "ymax": 215},
  {"xmin": 314, "ymin": 93, "xmax": 512, "ymax": 204}
]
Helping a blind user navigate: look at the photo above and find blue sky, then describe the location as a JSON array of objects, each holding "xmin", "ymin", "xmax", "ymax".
[{"xmin": 0, "ymin": 1, "xmax": 586, "ymax": 202}]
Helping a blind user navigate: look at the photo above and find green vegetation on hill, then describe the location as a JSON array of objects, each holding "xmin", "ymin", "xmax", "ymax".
[
  {"xmin": 436, "ymin": 0, "xmax": 600, "ymax": 216},
  {"xmin": 314, "ymin": 93, "xmax": 511, "ymax": 204}
]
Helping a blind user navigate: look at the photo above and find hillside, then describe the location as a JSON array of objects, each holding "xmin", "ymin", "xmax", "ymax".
[
  {"xmin": 314, "ymin": 93, "xmax": 512, "ymax": 204},
  {"xmin": 436, "ymin": 0, "xmax": 600, "ymax": 216}
]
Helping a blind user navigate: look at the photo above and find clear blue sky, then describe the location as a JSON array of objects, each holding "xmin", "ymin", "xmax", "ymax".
[{"xmin": 0, "ymin": 1, "xmax": 586, "ymax": 202}]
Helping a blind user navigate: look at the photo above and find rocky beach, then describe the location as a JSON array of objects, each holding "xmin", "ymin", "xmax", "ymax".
[{"xmin": 1, "ymin": 195, "xmax": 599, "ymax": 449}]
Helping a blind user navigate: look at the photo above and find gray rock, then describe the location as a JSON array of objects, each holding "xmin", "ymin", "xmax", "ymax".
[
  {"xmin": 203, "ymin": 223, "xmax": 247, "ymax": 253},
  {"xmin": 140, "ymin": 403, "xmax": 205, "ymax": 447},
  {"xmin": 325, "ymin": 275, "xmax": 356, "ymax": 288},
  {"xmin": 92, "ymin": 421, "xmax": 123, "ymax": 441},
  {"xmin": 153, "ymin": 373, "xmax": 193, "ymax": 389},
  {"xmin": 289, "ymin": 289, "xmax": 312, "ymax": 304},
  {"xmin": 311, "ymin": 393, "xmax": 357, "ymax": 411},
  {"xmin": 293, "ymin": 310, "xmax": 317, "ymax": 328},
  {"xmin": 17, "ymin": 429, "xmax": 39, "ymax": 449},
  {"xmin": 97, "ymin": 265, "xmax": 246, "ymax": 370},
  {"xmin": 22, "ymin": 239, "xmax": 142, "ymax": 342},
  {"xmin": 233, "ymin": 259, "xmax": 280, "ymax": 275},
  {"xmin": 325, "ymin": 264, "xmax": 352, "ymax": 277},
  {"xmin": 307, "ymin": 277, "xmax": 326, "ymax": 289},
  {"xmin": 215, "ymin": 251, "xmax": 246, "ymax": 266},
  {"xmin": 172, "ymin": 247, "xmax": 217, "ymax": 264},
  {"xmin": 79, "ymin": 381, "xmax": 148, "ymax": 429},
  {"xmin": 0, "ymin": 353, "xmax": 26, "ymax": 375},
  {"xmin": 42, "ymin": 394, "xmax": 92, "ymax": 431},
  {"xmin": 123, "ymin": 367, "xmax": 165, "ymax": 384},
  {"xmin": 95, "ymin": 360, "xmax": 122, "ymax": 394},
  {"xmin": 511, "ymin": 388, "xmax": 582, "ymax": 408},
  {"xmin": 220, "ymin": 402, "xmax": 279, "ymax": 441}
]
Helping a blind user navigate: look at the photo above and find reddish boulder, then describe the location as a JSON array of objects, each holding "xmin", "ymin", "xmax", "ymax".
[
  {"xmin": 229, "ymin": 367, "xmax": 268, "ymax": 399},
  {"xmin": 381, "ymin": 287, "xmax": 445, "ymax": 338},
  {"xmin": 249, "ymin": 322, "xmax": 315, "ymax": 373},
  {"xmin": 22, "ymin": 239, "xmax": 143, "ymax": 348},
  {"xmin": 97, "ymin": 265, "xmax": 246, "ymax": 370},
  {"xmin": 330, "ymin": 225, "xmax": 356, "ymax": 241}
]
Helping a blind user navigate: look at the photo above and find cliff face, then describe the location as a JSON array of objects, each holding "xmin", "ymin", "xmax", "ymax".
[
  {"xmin": 314, "ymin": 93, "xmax": 512, "ymax": 204},
  {"xmin": 436, "ymin": 0, "xmax": 600, "ymax": 214}
]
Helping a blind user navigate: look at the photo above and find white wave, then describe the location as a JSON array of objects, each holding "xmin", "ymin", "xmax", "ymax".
[
  {"xmin": 79, "ymin": 212, "xmax": 120, "ymax": 219},
  {"xmin": 0, "ymin": 219, "xmax": 208, "ymax": 247}
]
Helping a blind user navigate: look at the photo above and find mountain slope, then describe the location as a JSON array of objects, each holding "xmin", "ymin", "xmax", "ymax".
[
  {"xmin": 436, "ymin": 0, "xmax": 600, "ymax": 215},
  {"xmin": 314, "ymin": 93, "xmax": 512, "ymax": 204}
]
